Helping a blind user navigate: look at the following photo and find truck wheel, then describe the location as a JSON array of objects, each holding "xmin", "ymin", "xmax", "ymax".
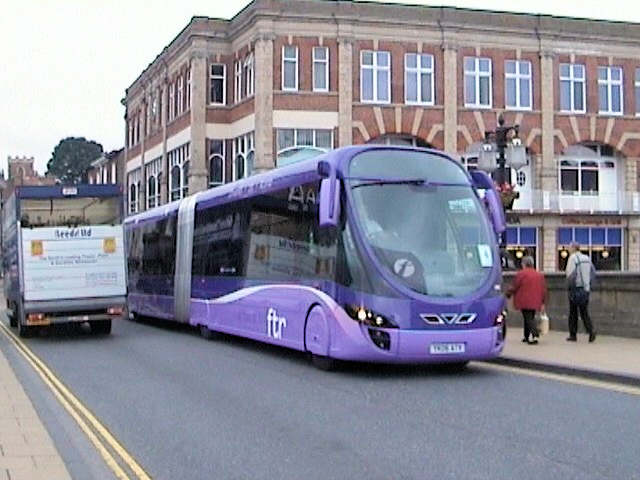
[
  {"xmin": 90, "ymin": 320, "xmax": 112, "ymax": 335},
  {"xmin": 16, "ymin": 304, "xmax": 35, "ymax": 337},
  {"xmin": 8, "ymin": 302, "xmax": 17, "ymax": 328}
]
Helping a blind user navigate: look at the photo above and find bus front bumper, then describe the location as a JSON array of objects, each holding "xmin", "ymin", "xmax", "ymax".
[{"xmin": 329, "ymin": 323, "xmax": 505, "ymax": 364}]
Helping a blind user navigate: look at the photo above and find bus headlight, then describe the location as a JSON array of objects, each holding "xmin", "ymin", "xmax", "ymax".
[{"xmin": 344, "ymin": 305, "xmax": 397, "ymax": 328}]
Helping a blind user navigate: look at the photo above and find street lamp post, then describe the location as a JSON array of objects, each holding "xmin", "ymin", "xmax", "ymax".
[{"xmin": 478, "ymin": 114, "xmax": 527, "ymax": 268}]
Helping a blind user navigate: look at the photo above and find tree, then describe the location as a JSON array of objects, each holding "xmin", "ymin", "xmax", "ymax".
[{"xmin": 46, "ymin": 137, "xmax": 103, "ymax": 184}]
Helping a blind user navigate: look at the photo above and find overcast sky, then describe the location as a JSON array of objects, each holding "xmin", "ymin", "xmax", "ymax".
[{"xmin": 2, "ymin": 0, "xmax": 639, "ymax": 176}]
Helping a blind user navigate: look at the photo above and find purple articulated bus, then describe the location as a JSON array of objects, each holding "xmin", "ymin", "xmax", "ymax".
[{"xmin": 125, "ymin": 145, "xmax": 507, "ymax": 370}]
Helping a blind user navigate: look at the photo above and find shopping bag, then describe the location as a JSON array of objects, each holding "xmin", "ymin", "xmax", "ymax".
[{"xmin": 538, "ymin": 312, "xmax": 549, "ymax": 336}]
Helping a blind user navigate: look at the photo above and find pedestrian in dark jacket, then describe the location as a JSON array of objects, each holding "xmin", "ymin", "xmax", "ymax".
[
  {"xmin": 565, "ymin": 242, "xmax": 597, "ymax": 343},
  {"xmin": 506, "ymin": 256, "xmax": 547, "ymax": 345}
]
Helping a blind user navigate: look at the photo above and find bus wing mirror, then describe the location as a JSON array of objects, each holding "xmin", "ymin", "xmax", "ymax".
[
  {"xmin": 319, "ymin": 178, "xmax": 341, "ymax": 227},
  {"xmin": 317, "ymin": 160, "xmax": 331, "ymax": 178},
  {"xmin": 484, "ymin": 189, "xmax": 506, "ymax": 235}
]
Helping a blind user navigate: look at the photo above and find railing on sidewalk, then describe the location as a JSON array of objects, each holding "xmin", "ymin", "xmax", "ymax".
[{"xmin": 512, "ymin": 190, "xmax": 640, "ymax": 214}]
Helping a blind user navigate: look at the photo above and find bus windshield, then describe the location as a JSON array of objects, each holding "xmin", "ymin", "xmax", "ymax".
[
  {"xmin": 347, "ymin": 149, "xmax": 494, "ymax": 297},
  {"xmin": 19, "ymin": 196, "xmax": 121, "ymax": 228}
]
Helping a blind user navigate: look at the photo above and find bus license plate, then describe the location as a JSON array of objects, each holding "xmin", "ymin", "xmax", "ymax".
[{"xmin": 429, "ymin": 343, "xmax": 465, "ymax": 354}]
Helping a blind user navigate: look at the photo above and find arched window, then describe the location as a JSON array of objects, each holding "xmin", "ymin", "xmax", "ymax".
[
  {"xmin": 233, "ymin": 132, "xmax": 254, "ymax": 180},
  {"xmin": 208, "ymin": 140, "xmax": 225, "ymax": 187},
  {"xmin": 367, "ymin": 134, "xmax": 432, "ymax": 148},
  {"xmin": 168, "ymin": 143, "xmax": 190, "ymax": 201},
  {"xmin": 145, "ymin": 157, "xmax": 162, "ymax": 209},
  {"xmin": 128, "ymin": 168, "xmax": 141, "ymax": 214}
]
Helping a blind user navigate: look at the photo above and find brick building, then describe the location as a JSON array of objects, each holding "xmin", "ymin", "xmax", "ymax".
[{"xmin": 123, "ymin": 0, "xmax": 640, "ymax": 272}]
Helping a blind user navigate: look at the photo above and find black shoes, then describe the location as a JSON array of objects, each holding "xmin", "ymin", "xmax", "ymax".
[
  {"xmin": 589, "ymin": 332, "xmax": 597, "ymax": 343},
  {"xmin": 527, "ymin": 339, "xmax": 539, "ymax": 345},
  {"xmin": 522, "ymin": 338, "xmax": 529, "ymax": 343},
  {"xmin": 566, "ymin": 336, "xmax": 577, "ymax": 342}
]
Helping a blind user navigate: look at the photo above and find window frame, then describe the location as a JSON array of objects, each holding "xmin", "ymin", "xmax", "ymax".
[
  {"xmin": 244, "ymin": 53, "xmax": 254, "ymax": 98},
  {"xmin": 168, "ymin": 143, "xmax": 190, "ymax": 202},
  {"xmin": 559, "ymin": 63, "xmax": 586, "ymax": 114},
  {"xmin": 598, "ymin": 66, "xmax": 624, "ymax": 116},
  {"xmin": 209, "ymin": 63, "xmax": 226, "ymax": 105},
  {"xmin": 312, "ymin": 46, "xmax": 329, "ymax": 92},
  {"xmin": 233, "ymin": 132, "xmax": 255, "ymax": 181},
  {"xmin": 282, "ymin": 45, "xmax": 299, "ymax": 92},
  {"xmin": 176, "ymin": 75, "xmax": 184, "ymax": 116},
  {"xmin": 404, "ymin": 53, "xmax": 435, "ymax": 106},
  {"xmin": 208, "ymin": 139, "xmax": 226, "ymax": 187},
  {"xmin": 463, "ymin": 56, "xmax": 493, "ymax": 109},
  {"xmin": 234, "ymin": 60, "xmax": 242, "ymax": 103},
  {"xmin": 504, "ymin": 59, "xmax": 532, "ymax": 111},
  {"xmin": 168, "ymin": 83, "xmax": 175, "ymax": 121},
  {"xmin": 360, "ymin": 50, "xmax": 391, "ymax": 104}
]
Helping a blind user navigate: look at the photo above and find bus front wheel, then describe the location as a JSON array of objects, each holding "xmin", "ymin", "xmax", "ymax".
[
  {"xmin": 310, "ymin": 354, "xmax": 336, "ymax": 371},
  {"xmin": 199, "ymin": 324, "xmax": 220, "ymax": 340}
]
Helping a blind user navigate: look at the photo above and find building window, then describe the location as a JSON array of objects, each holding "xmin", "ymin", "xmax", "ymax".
[
  {"xmin": 234, "ymin": 60, "xmax": 242, "ymax": 103},
  {"xmin": 145, "ymin": 157, "xmax": 162, "ymax": 209},
  {"xmin": 210, "ymin": 64, "xmax": 226, "ymax": 105},
  {"xmin": 276, "ymin": 129, "xmax": 333, "ymax": 167},
  {"xmin": 186, "ymin": 67, "xmax": 191, "ymax": 111},
  {"xmin": 177, "ymin": 75, "xmax": 184, "ymax": 116},
  {"xmin": 404, "ymin": 53, "xmax": 434, "ymax": 105},
  {"xmin": 233, "ymin": 132, "xmax": 255, "ymax": 180},
  {"xmin": 559, "ymin": 159, "xmax": 600, "ymax": 195},
  {"xmin": 169, "ymin": 83, "xmax": 175, "ymax": 121},
  {"xmin": 505, "ymin": 227, "xmax": 537, "ymax": 270},
  {"xmin": 598, "ymin": 66, "xmax": 623, "ymax": 115},
  {"xmin": 313, "ymin": 46, "xmax": 329, "ymax": 92},
  {"xmin": 557, "ymin": 227, "xmax": 622, "ymax": 271},
  {"xmin": 151, "ymin": 90, "xmax": 159, "ymax": 127},
  {"xmin": 636, "ymin": 68, "xmax": 640, "ymax": 116},
  {"xmin": 145, "ymin": 95, "xmax": 151, "ymax": 136},
  {"xmin": 209, "ymin": 139, "xmax": 225, "ymax": 187},
  {"xmin": 559, "ymin": 63, "xmax": 586, "ymax": 113},
  {"xmin": 168, "ymin": 143, "xmax": 190, "ymax": 201},
  {"xmin": 128, "ymin": 120, "xmax": 134, "ymax": 147},
  {"xmin": 464, "ymin": 57, "xmax": 492, "ymax": 108},
  {"xmin": 282, "ymin": 45, "xmax": 298, "ymax": 91},
  {"xmin": 128, "ymin": 169, "xmax": 141, "ymax": 214},
  {"xmin": 244, "ymin": 54, "xmax": 254, "ymax": 97},
  {"xmin": 361, "ymin": 50, "xmax": 391, "ymax": 104},
  {"xmin": 505, "ymin": 60, "xmax": 532, "ymax": 110},
  {"xmin": 111, "ymin": 162, "xmax": 116, "ymax": 185}
]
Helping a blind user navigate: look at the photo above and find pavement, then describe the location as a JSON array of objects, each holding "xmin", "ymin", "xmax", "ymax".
[
  {"xmin": 0, "ymin": 340, "xmax": 71, "ymax": 480},
  {"xmin": 497, "ymin": 328, "xmax": 640, "ymax": 386},
  {"xmin": 0, "ymin": 316, "xmax": 638, "ymax": 480}
]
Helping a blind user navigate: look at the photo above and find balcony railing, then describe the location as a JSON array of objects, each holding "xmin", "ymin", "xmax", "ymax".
[{"xmin": 512, "ymin": 190, "xmax": 640, "ymax": 214}]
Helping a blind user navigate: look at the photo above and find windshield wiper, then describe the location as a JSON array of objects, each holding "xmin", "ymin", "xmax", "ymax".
[{"xmin": 347, "ymin": 177, "xmax": 468, "ymax": 189}]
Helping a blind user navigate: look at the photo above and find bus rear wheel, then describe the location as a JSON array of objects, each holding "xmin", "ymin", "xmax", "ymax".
[
  {"xmin": 199, "ymin": 324, "xmax": 219, "ymax": 340},
  {"xmin": 90, "ymin": 320, "xmax": 112, "ymax": 335},
  {"xmin": 310, "ymin": 354, "xmax": 336, "ymax": 371}
]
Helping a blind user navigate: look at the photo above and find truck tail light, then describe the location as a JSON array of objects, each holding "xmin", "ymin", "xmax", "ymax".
[{"xmin": 107, "ymin": 306, "xmax": 124, "ymax": 315}]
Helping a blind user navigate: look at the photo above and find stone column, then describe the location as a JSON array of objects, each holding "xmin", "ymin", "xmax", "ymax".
[
  {"xmin": 627, "ymin": 224, "xmax": 640, "ymax": 271},
  {"xmin": 443, "ymin": 43, "xmax": 458, "ymax": 154},
  {"xmin": 540, "ymin": 50, "xmax": 556, "ymax": 192},
  {"xmin": 338, "ymin": 37, "xmax": 353, "ymax": 147},
  {"xmin": 541, "ymin": 217, "xmax": 559, "ymax": 273},
  {"xmin": 625, "ymin": 157, "xmax": 638, "ymax": 192},
  {"xmin": 254, "ymin": 34, "xmax": 275, "ymax": 172},
  {"xmin": 161, "ymin": 76, "xmax": 169, "ymax": 204},
  {"xmin": 139, "ymin": 98, "xmax": 147, "ymax": 211},
  {"xmin": 189, "ymin": 47, "xmax": 209, "ymax": 194},
  {"xmin": 122, "ymin": 109, "xmax": 129, "ymax": 213}
]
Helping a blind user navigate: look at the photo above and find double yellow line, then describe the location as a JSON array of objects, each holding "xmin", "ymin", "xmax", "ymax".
[{"xmin": 0, "ymin": 321, "xmax": 151, "ymax": 480}]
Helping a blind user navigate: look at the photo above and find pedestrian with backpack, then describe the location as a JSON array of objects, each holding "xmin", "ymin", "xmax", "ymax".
[{"xmin": 565, "ymin": 242, "xmax": 597, "ymax": 343}]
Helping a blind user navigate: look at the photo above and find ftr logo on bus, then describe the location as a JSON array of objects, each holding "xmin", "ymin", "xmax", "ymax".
[{"xmin": 267, "ymin": 308, "xmax": 287, "ymax": 340}]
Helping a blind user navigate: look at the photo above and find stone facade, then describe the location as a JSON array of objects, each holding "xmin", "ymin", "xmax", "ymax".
[{"xmin": 122, "ymin": 0, "xmax": 640, "ymax": 272}]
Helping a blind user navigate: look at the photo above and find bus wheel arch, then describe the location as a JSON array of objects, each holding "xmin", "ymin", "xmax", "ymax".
[{"xmin": 304, "ymin": 304, "xmax": 335, "ymax": 370}]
